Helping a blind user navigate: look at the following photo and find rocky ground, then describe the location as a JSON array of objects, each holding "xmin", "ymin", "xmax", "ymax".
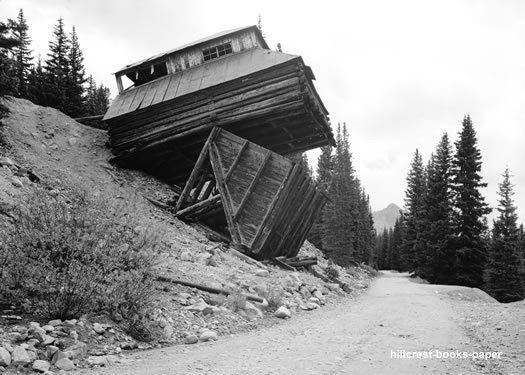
[{"xmin": 0, "ymin": 97, "xmax": 374, "ymax": 374}]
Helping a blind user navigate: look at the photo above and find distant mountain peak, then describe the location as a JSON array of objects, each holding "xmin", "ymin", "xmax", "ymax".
[{"xmin": 372, "ymin": 203, "xmax": 402, "ymax": 232}]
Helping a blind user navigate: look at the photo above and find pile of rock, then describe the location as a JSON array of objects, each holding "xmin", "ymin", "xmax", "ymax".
[{"xmin": 0, "ymin": 156, "xmax": 40, "ymax": 188}]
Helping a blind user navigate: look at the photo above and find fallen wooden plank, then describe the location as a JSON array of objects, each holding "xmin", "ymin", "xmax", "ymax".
[{"xmin": 156, "ymin": 275, "xmax": 263, "ymax": 303}]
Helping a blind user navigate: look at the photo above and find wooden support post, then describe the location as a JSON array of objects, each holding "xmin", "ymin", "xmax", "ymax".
[
  {"xmin": 175, "ymin": 128, "xmax": 217, "ymax": 212},
  {"xmin": 176, "ymin": 195, "xmax": 221, "ymax": 218},
  {"xmin": 233, "ymin": 150, "xmax": 271, "ymax": 221}
]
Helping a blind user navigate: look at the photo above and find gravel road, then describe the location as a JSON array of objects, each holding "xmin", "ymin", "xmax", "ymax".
[{"xmin": 75, "ymin": 271, "xmax": 522, "ymax": 375}]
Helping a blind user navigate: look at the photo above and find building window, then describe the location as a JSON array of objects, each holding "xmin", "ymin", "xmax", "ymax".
[{"xmin": 203, "ymin": 42, "xmax": 233, "ymax": 61}]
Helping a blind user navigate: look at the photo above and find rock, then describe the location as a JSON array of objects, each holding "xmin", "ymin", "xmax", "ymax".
[
  {"xmin": 86, "ymin": 355, "xmax": 118, "ymax": 367},
  {"xmin": 41, "ymin": 334, "xmax": 55, "ymax": 346},
  {"xmin": 63, "ymin": 319, "xmax": 77, "ymax": 326},
  {"xmin": 301, "ymin": 302, "xmax": 320, "ymax": 311},
  {"xmin": 42, "ymin": 325, "xmax": 55, "ymax": 333},
  {"xmin": 10, "ymin": 177, "xmax": 23, "ymax": 187},
  {"xmin": 184, "ymin": 335, "xmax": 198, "ymax": 344},
  {"xmin": 55, "ymin": 357, "xmax": 75, "ymax": 371},
  {"xmin": 243, "ymin": 301, "xmax": 263, "ymax": 320},
  {"xmin": 309, "ymin": 297, "xmax": 321, "ymax": 305},
  {"xmin": 120, "ymin": 341, "xmax": 138, "ymax": 350},
  {"xmin": 11, "ymin": 346, "xmax": 31, "ymax": 366},
  {"xmin": 31, "ymin": 326, "xmax": 48, "ymax": 342},
  {"xmin": 93, "ymin": 323, "xmax": 105, "ymax": 334},
  {"xmin": 274, "ymin": 306, "xmax": 292, "ymax": 319},
  {"xmin": 51, "ymin": 350, "xmax": 67, "ymax": 365},
  {"xmin": 68, "ymin": 137, "xmax": 77, "ymax": 146},
  {"xmin": 46, "ymin": 346, "xmax": 59, "ymax": 359},
  {"xmin": 0, "ymin": 347, "xmax": 11, "ymax": 366},
  {"xmin": 185, "ymin": 300, "xmax": 210, "ymax": 313},
  {"xmin": 255, "ymin": 269, "xmax": 270, "ymax": 277},
  {"xmin": 32, "ymin": 360, "xmax": 51, "ymax": 372},
  {"xmin": 0, "ymin": 156, "xmax": 15, "ymax": 167},
  {"xmin": 64, "ymin": 342, "xmax": 87, "ymax": 360},
  {"xmin": 180, "ymin": 251, "xmax": 193, "ymax": 262},
  {"xmin": 313, "ymin": 290, "xmax": 324, "ymax": 300},
  {"xmin": 199, "ymin": 330, "xmax": 218, "ymax": 342},
  {"xmin": 6, "ymin": 332, "xmax": 26, "ymax": 342},
  {"xmin": 48, "ymin": 319, "xmax": 62, "ymax": 327}
]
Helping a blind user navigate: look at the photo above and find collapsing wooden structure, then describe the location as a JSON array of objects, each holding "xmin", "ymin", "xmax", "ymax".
[
  {"xmin": 103, "ymin": 26, "xmax": 333, "ymax": 259},
  {"xmin": 174, "ymin": 128, "xmax": 327, "ymax": 259}
]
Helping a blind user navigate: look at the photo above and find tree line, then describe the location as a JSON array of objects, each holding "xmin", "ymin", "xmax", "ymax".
[
  {"xmin": 0, "ymin": 9, "xmax": 110, "ymax": 118},
  {"xmin": 376, "ymin": 115, "xmax": 524, "ymax": 302},
  {"xmin": 305, "ymin": 123, "xmax": 375, "ymax": 267}
]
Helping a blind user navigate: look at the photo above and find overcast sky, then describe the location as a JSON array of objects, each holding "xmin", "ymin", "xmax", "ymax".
[{"xmin": 1, "ymin": 0, "xmax": 524, "ymax": 223}]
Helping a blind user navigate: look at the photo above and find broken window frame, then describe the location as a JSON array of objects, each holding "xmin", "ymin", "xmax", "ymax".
[
  {"xmin": 121, "ymin": 60, "xmax": 169, "ymax": 91},
  {"xmin": 202, "ymin": 42, "xmax": 233, "ymax": 62}
]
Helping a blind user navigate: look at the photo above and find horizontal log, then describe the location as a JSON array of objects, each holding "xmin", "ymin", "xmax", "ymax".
[{"xmin": 156, "ymin": 275, "xmax": 263, "ymax": 303}]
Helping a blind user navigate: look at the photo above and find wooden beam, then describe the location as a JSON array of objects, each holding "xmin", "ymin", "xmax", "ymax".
[
  {"xmin": 224, "ymin": 139, "xmax": 248, "ymax": 183},
  {"xmin": 176, "ymin": 195, "xmax": 221, "ymax": 218},
  {"xmin": 233, "ymin": 150, "xmax": 271, "ymax": 221},
  {"xmin": 174, "ymin": 128, "xmax": 217, "ymax": 211}
]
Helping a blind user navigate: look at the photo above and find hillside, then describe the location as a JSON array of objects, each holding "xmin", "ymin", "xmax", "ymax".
[
  {"xmin": 0, "ymin": 97, "xmax": 373, "ymax": 373},
  {"xmin": 372, "ymin": 203, "xmax": 402, "ymax": 232}
]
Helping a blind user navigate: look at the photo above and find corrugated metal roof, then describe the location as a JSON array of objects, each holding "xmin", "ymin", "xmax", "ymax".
[
  {"xmin": 115, "ymin": 25, "xmax": 267, "ymax": 74},
  {"xmin": 104, "ymin": 48, "xmax": 300, "ymax": 120}
]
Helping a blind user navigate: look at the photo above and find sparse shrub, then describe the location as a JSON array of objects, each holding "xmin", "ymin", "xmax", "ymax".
[
  {"xmin": 361, "ymin": 264, "xmax": 379, "ymax": 277},
  {"xmin": 0, "ymin": 187, "xmax": 162, "ymax": 323},
  {"xmin": 325, "ymin": 265, "xmax": 340, "ymax": 280},
  {"xmin": 226, "ymin": 291, "xmax": 247, "ymax": 312},
  {"xmin": 259, "ymin": 286, "xmax": 284, "ymax": 311}
]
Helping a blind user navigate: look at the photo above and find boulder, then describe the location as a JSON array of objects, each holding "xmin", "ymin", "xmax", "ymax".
[
  {"xmin": 11, "ymin": 346, "xmax": 31, "ymax": 366},
  {"xmin": 42, "ymin": 325, "xmax": 55, "ymax": 333},
  {"xmin": 86, "ymin": 355, "xmax": 118, "ymax": 367},
  {"xmin": 10, "ymin": 177, "xmax": 23, "ymax": 187},
  {"xmin": 243, "ymin": 301, "xmax": 263, "ymax": 320},
  {"xmin": 180, "ymin": 251, "xmax": 193, "ymax": 262},
  {"xmin": 185, "ymin": 300, "xmax": 210, "ymax": 313},
  {"xmin": 93, "ymin": 323, "xmax": 105, "ymax": 334},
  {"xmin": 51, "ymin": 350, "xmax": 67, "ymax": 365},
  {"xmin": 55, "ymin": 357, "xmax": 75, "ymax": 371},
  {"xmin": 42, "ymin": 334, "xmax": 55, "ymax": 346},
  {"xmin": 0, "ymin": 347, "xmax": 11, "ymax": 367},
  {"xmin": 255, "ymin": 269, "xmax": 270, "ymax": 277},
  {"xmin": 46, "ymin": 345, "xmax": 59, "ymax": 359},
  {"xmin": 64, "ymin": 342, "xmax": 87, "ymax": 360},
  {"xmin": 32, "ymin": 359, "xmax": 51, "ymax": 373},
  {"xmin": 48, "ymin": 319, "xmax": 62, "ymax": 327},
  {"xmin": 0, "ymin": 156, "xmax": 15, "ymax": 167},
  {"xmin": 184, "ymin": 335, "xmax": 198, "ymax": 344},
  {"xmin": 274, "ymin": 306, "xmax": 292, "ymax": 319},
  {"xmin": 199, "ymin": 330, "xmax": 218, "ymax": 342}
]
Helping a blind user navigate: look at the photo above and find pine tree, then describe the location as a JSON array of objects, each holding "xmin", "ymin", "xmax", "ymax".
[
  {"xmin": 322, "ymin": 123, "xmax": 358, "ymax": 265},
  {"xmin": 0, "ymin": 20, "xmax": 20, "ymax": 98},
  {"xmin": 377, "ymin": 228, "xmax": 389, "ymax": 269},
  {"xmin": 26, "ymin": 56, "xmax": 48, "ymax": 105},
  {"xmin": 65, "ymin": 26, "xmax": 86, "ymax": 117},
  {"xmin": 423, "ymin": 133, "xmax": 455, "ymax": 283},
  {"xmin": 9, "ymin": 9, "xmax": 32, "ymax": 98},
  {"xmin": 391, "ymin": 215, "xmax": 406, "ymax": 271},
  {"xmin": 485, "ymin": 169, "xmax": 523, "ymax": 302},
  {"xmin": 401, "ymin": 149, "xmax": 427, "ymax": 273},
  {"xmin": 307, "ymin": 146, "xmax": 333, "ymax": 249},
  {"xmin": 44, "ymin": 18, "xmax": 69, "ymax": 112},
  {"xmin": 452, "ymin": 115, "xmax": 491, "ymax": 288}
]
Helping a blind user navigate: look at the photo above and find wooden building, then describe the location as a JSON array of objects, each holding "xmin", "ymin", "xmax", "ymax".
[
  {"xmin": 103, "ymin": 25, "xmax": 334, "ymax": 187},
  {"xmin": 174, "ymin": 128, "xmax": 327, "ymax": 260}
]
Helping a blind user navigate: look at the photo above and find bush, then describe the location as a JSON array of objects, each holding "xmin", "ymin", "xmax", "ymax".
[
  {"xmin": 325, "ymin": 265, "xmax": 340, "ymax": 280},
  {"xmin": 259, "ymin": 286, "xmax": 284, "ymax": 311},
  {"xmin": 0, "ymin": 188, "xmax": 161, "ymax": 322},
  {"xmin": 226, "ymin": 292, "xmax": 247, "ymax": 312},
  {"xmin": 361, "ymin": 263, "xmax": 379, "ymax": 277}
]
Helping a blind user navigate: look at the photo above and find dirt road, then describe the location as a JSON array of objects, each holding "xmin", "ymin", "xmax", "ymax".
[{"xmin": 75, "ymin": 272, "xmax": 515, "ymax": 374}]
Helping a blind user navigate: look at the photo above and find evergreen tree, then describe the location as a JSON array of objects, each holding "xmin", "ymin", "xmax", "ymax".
[
  {"xmin": 485, "ymin": 169, "xmax": 523, "ymax": 302},
  {"xmin": 307, "ymin": 146, "xmax": 333, "ymax": 249},
  {"xmin": 44, "ymin": 18, "xmax": 69, "ymax": 112},
  {"xmin": 276, "ymin": 43, "xmax": 282, "ymax": 52},
  {"xmin": 0, "ymin": 20, "xmax": 20, "ymax": 98},
  {"xmin": 9, "ymin": 9, "xmax": 32, "ymax": 98},
  {"xmin": 322, "ymin": 123, "xmax": 358, "ymax": 265},
  {"xmin": 452, "ymin": 115, "xmax": 491, "ymax": 288},
  {"xmin": 391, "ymin": 215, "xmax": 406, "ymax": 271},
  {"xmin": 65, "ymin": 26, "xmax": 86, "ymax": 117},
  {"xmin": 377, "ymin": 228, "xmax": 389, "ymax": 269},
  {"xmin": 423, "ymin": 133, "xmax": 455, "ymax": 283},
  {"xmin": 26, "ymin": 56, "xmax": 48, "ymax": 105},
  {"xmin": 401, "ymin": 149, "xmax": 427, "ymax": 273}
]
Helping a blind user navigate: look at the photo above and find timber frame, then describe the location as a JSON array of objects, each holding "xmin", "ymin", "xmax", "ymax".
[{"xmin": 175, "ymin": 128, "xmax": 327, "ymax": 260}]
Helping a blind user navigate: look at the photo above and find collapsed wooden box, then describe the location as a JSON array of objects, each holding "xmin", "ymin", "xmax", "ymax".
[{"xmin": 175, "ymin": 128, "xmax": 327, "ymax": 260}]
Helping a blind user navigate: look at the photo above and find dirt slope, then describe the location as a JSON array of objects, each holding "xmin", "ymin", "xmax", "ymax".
[
  {"xmin": 0, "ymin": 97, "xmax": 374, "ymax": 373},
  {"xmin": 74, "ymin": 272, "xmax": 525, "ymax": 375}
]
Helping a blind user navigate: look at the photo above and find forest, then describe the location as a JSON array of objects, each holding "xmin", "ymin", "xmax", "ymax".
[
  {"xmin": 0, "ymin": 9, "xmax": 110, "ymax": 119},
  {"xmin": 375, "ymin": 115, "xmax": 525, "ymax": 302}
]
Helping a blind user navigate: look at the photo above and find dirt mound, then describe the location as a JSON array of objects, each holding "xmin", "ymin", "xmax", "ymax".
[{"xmin": 438, "ymin": 285, "xmax": 498, "ymax": 303}]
